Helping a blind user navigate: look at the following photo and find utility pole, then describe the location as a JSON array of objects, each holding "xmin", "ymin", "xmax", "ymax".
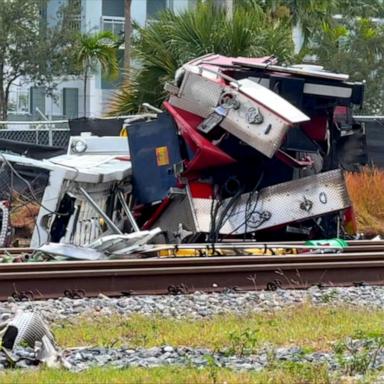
[{"xmin": 124, "ymin": 0, "xmax": 132, "ymax": 70}]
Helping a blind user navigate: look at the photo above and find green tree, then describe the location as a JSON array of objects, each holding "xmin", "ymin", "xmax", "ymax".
[
  {"xmin": 333, "ymin": 0, "xmax": 384, "ymax": 18},
  {"xmin": 0, "ymin": 0, "xmax": 79, "ymax": 120},
  {"xmin": 238, "ymin": 0, "xmax": 384, "ymax": 53},
  {"xmin": 109, "ymin": 1, "xmax": 293, "ymax": 115},
  {"xmin": 311, "ymin": 17, "xmax": 384, "ymax": 114},
  {"xmin": 76, "ymin": 31, "xmax": 119, "ymax": 117},
  {"xmin": 247, "ymin": 0, "xmax": 338, "ymax": 54}
]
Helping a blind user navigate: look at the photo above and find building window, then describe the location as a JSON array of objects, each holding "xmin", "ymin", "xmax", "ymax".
[
  {"xmin": 101, "ymin": 16, "xmax": 124, "ymax": 37},
  {"xmin": 63, "ymin": 88, "xmax": 79, "ymax": 119},
  {"xmin": 102, "ymin": 0, "xmax": 124, "ymax": 17},
  {"xmin": 30, "ymin": 87, "xmax": 46, "ymax": 117},
  {"xmin": 64, "ymin": 0, "xmax": 82, "ymax": 32},
  {"xmin": 147, "ymin": 0, "xmax": 168, "ymax": 19},
  {"xmin": 8, "ymin": 90, "xmax": 30, "ymax": 115}
]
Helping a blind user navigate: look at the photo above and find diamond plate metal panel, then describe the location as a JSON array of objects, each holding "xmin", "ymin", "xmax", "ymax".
[
  {"xmin": 179, "ymin": 71, "xmax": 222, "ymax": 110},
  {"xmin": 221, "ymin": 93, "xmax": 291, "ymax": 158},
  {"xmin": 192, "ymin": 170, "xmax": 351, "ymax": 234}
]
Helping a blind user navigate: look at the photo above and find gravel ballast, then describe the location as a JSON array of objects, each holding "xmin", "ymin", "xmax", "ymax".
[
  {"xmin": 2, "ymin": 286, "xmax": 384, "ymax": 380},
  {"xmin": 0, "ymin": 285, "xmax": 384, "ymax": 321}
]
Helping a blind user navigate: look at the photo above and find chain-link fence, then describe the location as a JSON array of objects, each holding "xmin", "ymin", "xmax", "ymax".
[
  {"xmin": 0, "ymin": 121, "xmax": 70, "ymax": 147},
  {"xmin": 0, "ymin": 129, "xmax": 70, "ymax": 147}
]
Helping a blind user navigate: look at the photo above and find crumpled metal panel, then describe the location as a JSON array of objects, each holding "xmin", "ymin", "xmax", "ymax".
[
  {"xmin": 192, "ymin": 170, "xmax": 351, "ymax": 234},
  {"xmin": 169, "ymin": 69, "xmax": 309, "ymax": 158},
  {"xmin": 151, "ymin": 191, "xmax": 198, "ymax": 243},
  {"xmin": 38, "ymin": 243, "xmax": 105, "ymax": 260}
]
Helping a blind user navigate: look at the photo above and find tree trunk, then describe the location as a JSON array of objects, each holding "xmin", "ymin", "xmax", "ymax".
[
  {"xmin": 0, "ymin": 65, "xmax": 6, "ymax": 121},
  {"xmin": 124, "ymin": 0, "xmax": 132, "ymax": 71},
  {"xmin": 0, "ymin": 90, "xmax": 6, "ymax": 121},
  {"xmin": 4, "ymin": 82, "xmax": 11, "ymax": 122},
  {"xmin": 83, "ymin": 67, "xmax": 88, "ymax": 117}
]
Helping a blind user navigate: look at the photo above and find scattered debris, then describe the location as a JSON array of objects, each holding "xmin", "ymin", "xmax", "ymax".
[{"xmin": 1, "ymin": 311, "xmax": 69, "ymax": 369}]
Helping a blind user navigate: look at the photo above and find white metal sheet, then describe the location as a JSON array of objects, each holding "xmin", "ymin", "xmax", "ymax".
[
  {"xmin": 232, "ymin": 61, "xmax": 349, "ymax": 81},
  {"xmin": 303, "ymin": 83, "xmax": 352, "ymax": 98},
  {"xmin": 248, "ymin": 77, "xmax": 354, "ymax": 99},
  {"xmin": 49, "ymin": 155, "xmax": 132, "ymax": 183},
  {"xmin": 238, "ymin": 79, "xmax": 309, "ymax": 123},
  {"xmin": 67, "ymin": 136, "xmax": 129, "ymax": 155}
]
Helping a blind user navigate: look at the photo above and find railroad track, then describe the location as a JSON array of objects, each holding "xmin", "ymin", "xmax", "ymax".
[{"xmin": 1, "ymin": 240, "xmax": 384, "ymax": 300}]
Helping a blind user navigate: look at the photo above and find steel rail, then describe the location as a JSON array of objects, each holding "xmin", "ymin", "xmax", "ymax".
[
  {"xmin": 2, "ymin": 256, "xmax": 384, "ymax": 300},
  {"xmin": 1, "ymin": 242, "xmax": 384, "ymax": 258},
  {"xmin": 0, "ymin": 251, "xmax": 384, "ymax": 274}
]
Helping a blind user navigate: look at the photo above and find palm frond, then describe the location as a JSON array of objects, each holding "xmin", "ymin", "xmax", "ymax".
[{"xmin": 108, "ymin": 1, "xmax": 294, "ymax": 115}]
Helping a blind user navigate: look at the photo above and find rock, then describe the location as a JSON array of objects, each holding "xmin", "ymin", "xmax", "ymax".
[{"xmin": 147, "ymin": 347, "xmax": 162, "ymax": 357}]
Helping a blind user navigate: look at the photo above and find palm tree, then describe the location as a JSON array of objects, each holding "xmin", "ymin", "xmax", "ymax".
[
  {"xmin": 253, "ymin": 0, "xmax": 384, "ymax": 53},
  {"xmin": 109, "ymin": 1, "xmax": 293, "ymax": 115},
  {"xmin": 124, "ymin": 0, "xmax": 132, "ymax": 69},
  {"xmin": 257, "ymin": 0, "xmax": 338, "ymax": 54},
  {"xmin": 76, "ymin": 31, "xmax": 119, "ymax": 117}
]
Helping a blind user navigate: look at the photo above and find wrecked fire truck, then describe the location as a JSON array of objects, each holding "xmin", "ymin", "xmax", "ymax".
[{"xmin": 0, "ymin": 54, "xmax": 366, "ymax": 251}]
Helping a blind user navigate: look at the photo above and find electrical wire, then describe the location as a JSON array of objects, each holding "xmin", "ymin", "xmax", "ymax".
[
  {"xmin": 0, "ymin": 154, "xmax": 70, "ymax": 216},
  {"xmin": 0, "ymin": 170, "xmax": 42, "ymax": 246},
  {"xmin": 226, "ymin": 172, "xmax": 271, "ymax": 236}
]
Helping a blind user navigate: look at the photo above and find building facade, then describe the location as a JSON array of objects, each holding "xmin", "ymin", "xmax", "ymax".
[{"xmin": 8, "ymin": 0, "xmax": 196, "ymax": 120}]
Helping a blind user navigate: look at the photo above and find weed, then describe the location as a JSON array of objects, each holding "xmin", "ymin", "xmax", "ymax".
[
  {"xmin": 227, "ymin": 328, "xmax": 259, "ymax": 356},
  {"xmin": 265, "ymin": 344, "xmax": 277, "ymax": 369},
  {"xmin": 277, "ymin": 361, "xmax": 331, "ymax": 383},
  {"xmin": 320, "ymin": 289, "xmax": 338, "ymax": 304},
  {"xmin": 204, "ymin": 355, "xmax": 220, "ymax": 384},
  {"xmin": 53, "ymin": 306, "xmax": 384, "ymax": 352},
  {"xmin": 333, "ymin": 336, "xmax": 384, "ymax": 375}
]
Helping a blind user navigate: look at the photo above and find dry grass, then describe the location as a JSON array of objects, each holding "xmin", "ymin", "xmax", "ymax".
[
  {"xmin": 53, "ymin": 304, "xmax": 384, "ymax": 352},
  {"xmin": 345, "ymin": 167, "xmax": 384, "ymax": 235}
]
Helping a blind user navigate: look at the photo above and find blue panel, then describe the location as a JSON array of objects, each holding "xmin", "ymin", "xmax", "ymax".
[{"xmin": 128, "ymin": 113, "xmax": 182, "ymax": 205}]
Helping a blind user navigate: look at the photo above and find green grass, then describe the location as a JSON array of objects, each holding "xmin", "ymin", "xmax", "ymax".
[
  {"xmin": 53, "ymin": 304, "xmax": 384, "ymax": 352},
  {"xmin": 0, "ymin": 364, "xmax": 334, "ymax": 384},
  {"xmin": 3, "ymin": 305, "xmax": 384, "ymax": 383}
]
